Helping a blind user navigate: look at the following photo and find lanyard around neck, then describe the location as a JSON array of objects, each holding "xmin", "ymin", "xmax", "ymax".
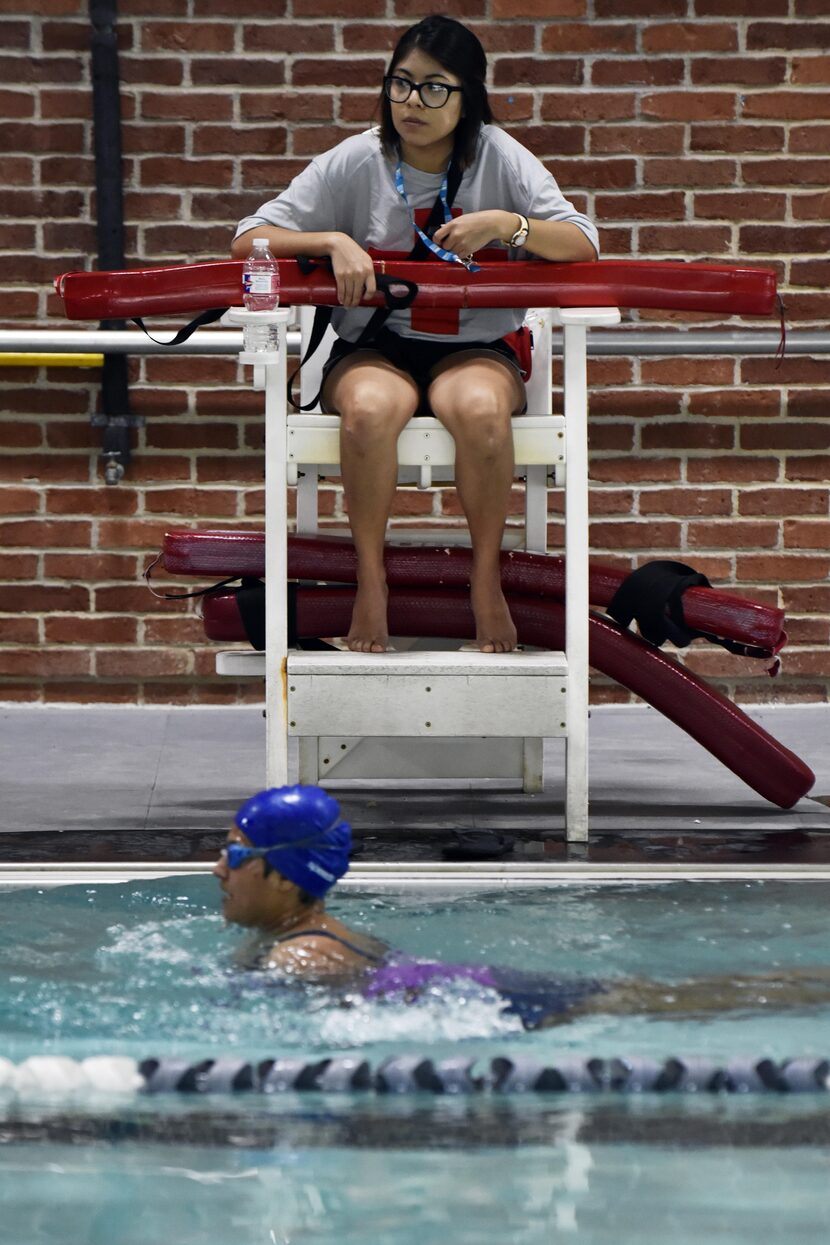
[{"xmin": 394, "ymin": 160, "xmax": 480, "ymax": 273}]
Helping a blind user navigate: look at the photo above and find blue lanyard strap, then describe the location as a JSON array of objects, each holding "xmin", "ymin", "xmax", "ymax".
[{"xmin": 394, "ymin": 161, "xmax": 480, "ymax": 273}]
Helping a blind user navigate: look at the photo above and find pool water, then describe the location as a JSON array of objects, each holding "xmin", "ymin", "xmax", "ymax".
[{"xmin": 2, "ymin": 877, "xmax": 830, "ymax": 1244}]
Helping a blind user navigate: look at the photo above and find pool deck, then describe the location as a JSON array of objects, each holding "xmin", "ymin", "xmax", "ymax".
[{"xmin": 2, "ymin": 702, "xmax": 828, "ymax": 868}]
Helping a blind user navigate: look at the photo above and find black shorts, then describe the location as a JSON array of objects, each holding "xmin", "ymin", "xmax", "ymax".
[{"xmin": 321, "ymin": 327, "xmax": 525, "ymax": 415}]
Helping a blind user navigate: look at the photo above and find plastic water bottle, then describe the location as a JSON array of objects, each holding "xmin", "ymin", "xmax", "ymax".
[{"xmin": 242, "ymin": 237, "xmax": 280, "ymax": 353}]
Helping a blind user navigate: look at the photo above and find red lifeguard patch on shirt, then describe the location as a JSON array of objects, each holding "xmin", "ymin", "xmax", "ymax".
[{"xmin": 410, "ymin": 206, "xmax": 462, "ymax": 335}]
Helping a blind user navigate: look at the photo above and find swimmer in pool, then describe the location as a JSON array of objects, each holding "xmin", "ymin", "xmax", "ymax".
[
  {"xmin": 216, "ymin": 785, "xmax": 830, "ymax": 1028},
  {"xmin": 214, "ymin": 784, "xmax": 387, "ymax": 979}
]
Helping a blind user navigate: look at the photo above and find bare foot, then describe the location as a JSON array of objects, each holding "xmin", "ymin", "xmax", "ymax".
[
  {"xmin": 470, "ymin": 566, "xmax": 517, "ymax": 654},
  {"xmin": 347, "ymin": 579, "xmax": 390, "ymax": 653}
]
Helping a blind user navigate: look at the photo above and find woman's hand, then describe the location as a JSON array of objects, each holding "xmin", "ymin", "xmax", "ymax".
[
  {"xmin": 432, "ymin": 210, "xmax": 514, "ymax": 259},
  {"xmin": 327, "ymin": 234, "xmax": 377, "ymax": 307}
]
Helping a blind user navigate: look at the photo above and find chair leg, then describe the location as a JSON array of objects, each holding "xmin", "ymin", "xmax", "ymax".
[{"xmin": 522, "ymin": 737, "xmax": 544, "ymax": 793}]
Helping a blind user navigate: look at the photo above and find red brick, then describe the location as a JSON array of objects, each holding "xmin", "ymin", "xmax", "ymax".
[
  {"xmin": 96, "ymin": 649, "xmax": 192, "ymax": 678},
  {"xmin": 786, "ymin": 586, "xmax": 830, "ymax": 613},
  {"xmin": 0, "ymin": 518, "xmax": 92, "ymax": 547},
  {"xmin": 588, "ymin": 458, "xmax": 682, "ymax": 483},
  {"xmin": 292, "ymin": 124, "xmax": 365, "ymax": 156},
  {"xmin": 244, "ymin": 22, "xmax": 335, "ymax": 53},
  {"xmin": 785, "ymin": 618, "xmax": 830, "ymax": 645},
  {"xmin": 490, "ymin": 94, "xmax": 537, "ymax": 123},
  {"xmin": 195, "ymin": 124, "xmax": 287, "ymax": 157},
  {"xmin": 141, "ymin": 356, "xmax": 238, "ymax": 385},
  {"xmin": 587, "ymin": 424, "xmax": 635, "ymax": 452},
  {"xmin": 640, "ymin": 488, "xmax": 733, "ymax": 517},
  {"xmin": 691, "ymin": 124, "xmax": 785, "ymax": 154},
  {"xmin": 494, "ymin": 0, "xmax": 585, "ymax": 13},
  {"xmin": 792, "ymin": 189, "xmax": 830, "ymax": 221},
  {"xmin": 196, "ymin": 457, "xmax": 264, "ymax": 483},
  {"xmin": 745, "ymin": 92, "xmax": 830, "ymax": 122},
  {"xmin": 694, "ymin": 191, "xmax": 786, "ymax": 220},
  {"xmin": 0, "ymin": 455, "xmax": 91, "ymax": 483},
  {"xmin": 42, "ymin": 681, "xmax": 136, "ymax": 703},
  {"xmin": 94, "ymin": 586, "xmax": 159, "ymax": 612},
  {"xmin": 541, "ymin": 92, "xmax": 637, "ymax": 123},
  {"xmin": 45, "ymin": 421, "xmax": 98, "ymax": 451},
  {"xmin": 589, "ymin": 520, "xmax": 682, "ymax": 549},
  {"xmin": 137, "ymin": 155, "xmax": 235, "ymax": 189},
  {"xmin": 785, "ymin": 457, "xmax": 830, "ymax": 483},
  {"xmin": 591, "ymin": 390, "xmax": 682, "ymax": 417},
  {"xmin": 391, "ymin": 490, "xmax": 436, "ymax": 516},
  {"xmin": 641, "ymin": 93, "xmax": 736, "ymax": 122},
  {"xmin": 738, "ymin": 554, "xmax": 830, "ymax": 582},
  {"xmin": 688, "ymin": 520, "xmax": 779, "ymax": 549},
  {"xmin": 593, "ymin": 59, "xmax": 684, "ymax": 88},
  {"xmin": 591, "ymin": 124, "xmax": 683, "ymax": 156},
  {"xmin": 692, "ymin": 57, "xmax": 787, "ymax": 87},
  {"xmin": 642, "ymin": 358, "xmax": 737, "ymax": 386},
  {"xmin": 44, "ymin": 616, "xmax": 138, "ymax": 644},
  {"xmin": 747, "ymin": 22, "xmax": 830, "ymax": 51},
  {"xmin": 742, "ymin": 423, "xmax": 830, "ymax": 452},
  {"xmin": 140, "ymin": 92, "xmax": 233, "ymax": 124},
  {"xmin": 743, "ymin": 158, "xmax": 830, "ymax": 187},
  {"xmin": 43, "ymin": 553, "xmax": 137, "ymax": 579},
  {"xmin": 195, "ymin": 0, "xmax": 285, "ymax": 12},
  {"xmin": 542, "ymin": 24, "xmax": 636, "ymax": 54},
  {"xmin": 141, "ymin": 21, "xmax": 235, "ymax": 54},
  {"xmin": 0, "ymin": 618, "xmax": 39, "ymax": 644},
  {"xmin": 96, "ymin": 518, "xmax": 171, "ymax": 548},
  {"xmin": 595, "ymin": 0, "xmax": 685, "ymax": 12},
  {"xmin": 0, "ymin": 54, "xmax": 82, "ymax": 85},
  {"xmin": 641, "ymin": 424, "xmax": 736, "ymax": 451},
  {"xmin": 0, "ymin": 487, "xmax": 40, "ymax": 515},
  {"xmin": 791, "ymin": 125, "xmax": 830, "ymax": 155},
  {"xmin": 394, "ymin": 0, "xmax": 484, "ymax": 13},
  {"xmin": 0, "ymin": 553, "xmax": 38, "ymax": 578},
  {"xmin": 791, "ymin": 55, "xmax": 830, "ymax": 85},
  {"xmin": 120, "ymin": 56, "xmax": 184, "ymax": 86},
  {"xmin": 3, "ymin": 584, "xmax": 90, "ymax": 612},
  {"xmin": 143, "ymin": 487, "xmax": 239, "ymax": 517},
  {"xmin": 0, "ymin": 421, "xmax": 42, "ymax": 449},
  {"xmin": 240, "ymin": 91, "xmax": 333, "ymax": 123},
  {"xmin": 742, "ymin": 357, "xmax": 829, "ymax": 385},
  {"xmin": 739, "ymin": 488, "xmax": 828, "ymax": 516},
  {"xmin": 0, "ymin": 649, "xmax": 93, "ymax": 677},
  {"xmin": 45, "ymin": 487, "xmax": 137, "ymax": 516},
  {"xmin": 595, "ymin": 191, "xmax": 685, "ymax": 220},
  {"xmin": 292, "ymin": 57, "xmax": 384, "ymax": 89},
  {"xmin": 643, "ymin": 158, "xmax": 738, "ymax": 187},
  {"xmin": 639, "ymin": 224, "xmax": 732, "ymax": 255},
  {"xmin": 141, "ymin": 616, "xmax": 207, "ymax": 646},
  {"xmin": 787, "ymin": 389, "xmax": 830, "ymax": 418},
  {"xmin": 791, "ymin": 260, "xmax": 830, "ymax": 287},
  {"xmin": 122, "ymin": 124, "xmax": 186, "ymax": 156},
  {"xmin": 550, "ymin": 157, "xmax": 637, "ymax": 191},
  {"xmin": 784, "ymin": 520, "xmax": 830, "ymax": 549},
  {"xmin": 643, "ymin": 22, "xmax": 739, "ymax": 53},
  {"xmin": 0, "ymin": 89, "xmax": 34, "ymax": 118}
]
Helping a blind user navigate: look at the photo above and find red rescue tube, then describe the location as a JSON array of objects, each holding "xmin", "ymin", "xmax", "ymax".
[
  {"xmin": 161, "ymin": 529, "xmax": 785, "ymax": 654},
  {"xmin": 56, "ymin": 258, "xmax": 777, "ymax": 321},
  {"xmin": 202, "ymin": 585, "xmax": 814, "ymax": 809}
]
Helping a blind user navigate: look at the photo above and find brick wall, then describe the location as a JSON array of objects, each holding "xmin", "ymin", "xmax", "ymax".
[{"xmin": 0, "ymin": 0, "xmax": 828, "ymax": 705}]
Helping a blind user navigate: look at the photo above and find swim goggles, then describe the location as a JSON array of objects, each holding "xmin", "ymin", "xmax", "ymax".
[{"xmin": 220, "ymin": 832, "xmax": 332, "ymax": 871}]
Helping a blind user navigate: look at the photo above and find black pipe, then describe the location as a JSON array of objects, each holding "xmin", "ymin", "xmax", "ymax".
[{"xmin": 89, "ymin": 0, "xmax": 137, "ymax": 484}]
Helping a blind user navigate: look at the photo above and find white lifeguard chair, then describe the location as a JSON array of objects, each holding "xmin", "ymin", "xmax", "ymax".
[{"xmin": 218, "ymin": 297, "xmax": 620, "ymax": 841}]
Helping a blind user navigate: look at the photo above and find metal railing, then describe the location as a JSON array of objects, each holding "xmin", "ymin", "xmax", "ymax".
[{"xmin": 1, "ymin": 327, "xmax": 829, "ymax": 357}]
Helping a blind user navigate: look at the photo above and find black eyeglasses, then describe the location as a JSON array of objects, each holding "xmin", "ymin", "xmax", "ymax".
[{"xmin": 383, "ymin": 75, "xmax": 463, "ymax": 110}]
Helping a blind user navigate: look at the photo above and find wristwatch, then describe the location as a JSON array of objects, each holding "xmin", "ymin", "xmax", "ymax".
[{"xmin": 508, "ymin": 214, "xmax": 529, "ymax": 248}]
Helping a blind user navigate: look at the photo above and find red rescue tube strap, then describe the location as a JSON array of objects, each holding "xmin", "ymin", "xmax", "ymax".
[
  {"xmin": 161, "ymin": 529, "xmax": 785, "ymax": 653},
  {"xmin": 56, "ymin": 258, "xmax": 777, "ymax": 321},
  {"xmin": 201, "ymin": 584, "xmax": 813, "ymax": 809}
]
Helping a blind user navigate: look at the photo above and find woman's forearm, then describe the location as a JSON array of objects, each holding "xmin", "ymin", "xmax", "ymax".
[
  {"xmin": 230, "ymin": 226, "xmax": 340, "ymax": 260},
  {"xmin": 523, "ymin": 218, "xmax": 597, "ymax": 263}
]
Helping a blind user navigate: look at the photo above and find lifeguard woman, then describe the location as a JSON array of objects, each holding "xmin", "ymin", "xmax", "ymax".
[{"xmin": 231, "ymin": 15, "xmax": 598, "ymax": 655}]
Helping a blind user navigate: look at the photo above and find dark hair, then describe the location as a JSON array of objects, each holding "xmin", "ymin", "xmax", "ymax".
[{"xmin": 378, "ymin": 15, "xmax": 493, "ymax": 169}]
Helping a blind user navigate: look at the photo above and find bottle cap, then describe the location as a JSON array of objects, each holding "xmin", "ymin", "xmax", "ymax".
[{"xmin": 252, "ymin": 237, "xmax": 270, "ymax": 246}]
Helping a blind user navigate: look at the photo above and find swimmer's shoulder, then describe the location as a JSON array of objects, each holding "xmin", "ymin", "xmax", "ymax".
[{"xmin": 261, "ymin": 923, "xmax": 388, "ymax": 980}]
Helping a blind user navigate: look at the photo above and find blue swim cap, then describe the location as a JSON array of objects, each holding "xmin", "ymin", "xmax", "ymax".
[{"xmin": 234, "ymin": 785, "xmax": 351, "ymax": 898}]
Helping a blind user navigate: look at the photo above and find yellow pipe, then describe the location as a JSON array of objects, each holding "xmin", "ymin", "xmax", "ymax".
[{"xmin": 0, "ymin": 353, "xmax": 104, "ymax": 368}]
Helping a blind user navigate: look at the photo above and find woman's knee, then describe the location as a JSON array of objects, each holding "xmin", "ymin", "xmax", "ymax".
[
  {"xmin": 440, "ymin": 397, "xmax": 513, "ymax": 456},
  {"xmin": 336, "ymin": 379, "xmax": 417, "ymax": 447}
]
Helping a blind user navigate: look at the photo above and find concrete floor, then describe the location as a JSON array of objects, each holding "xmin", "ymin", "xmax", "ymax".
[{"xmin": 2, "ymin": 703, "xmax": 828, "ymax": 865}]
